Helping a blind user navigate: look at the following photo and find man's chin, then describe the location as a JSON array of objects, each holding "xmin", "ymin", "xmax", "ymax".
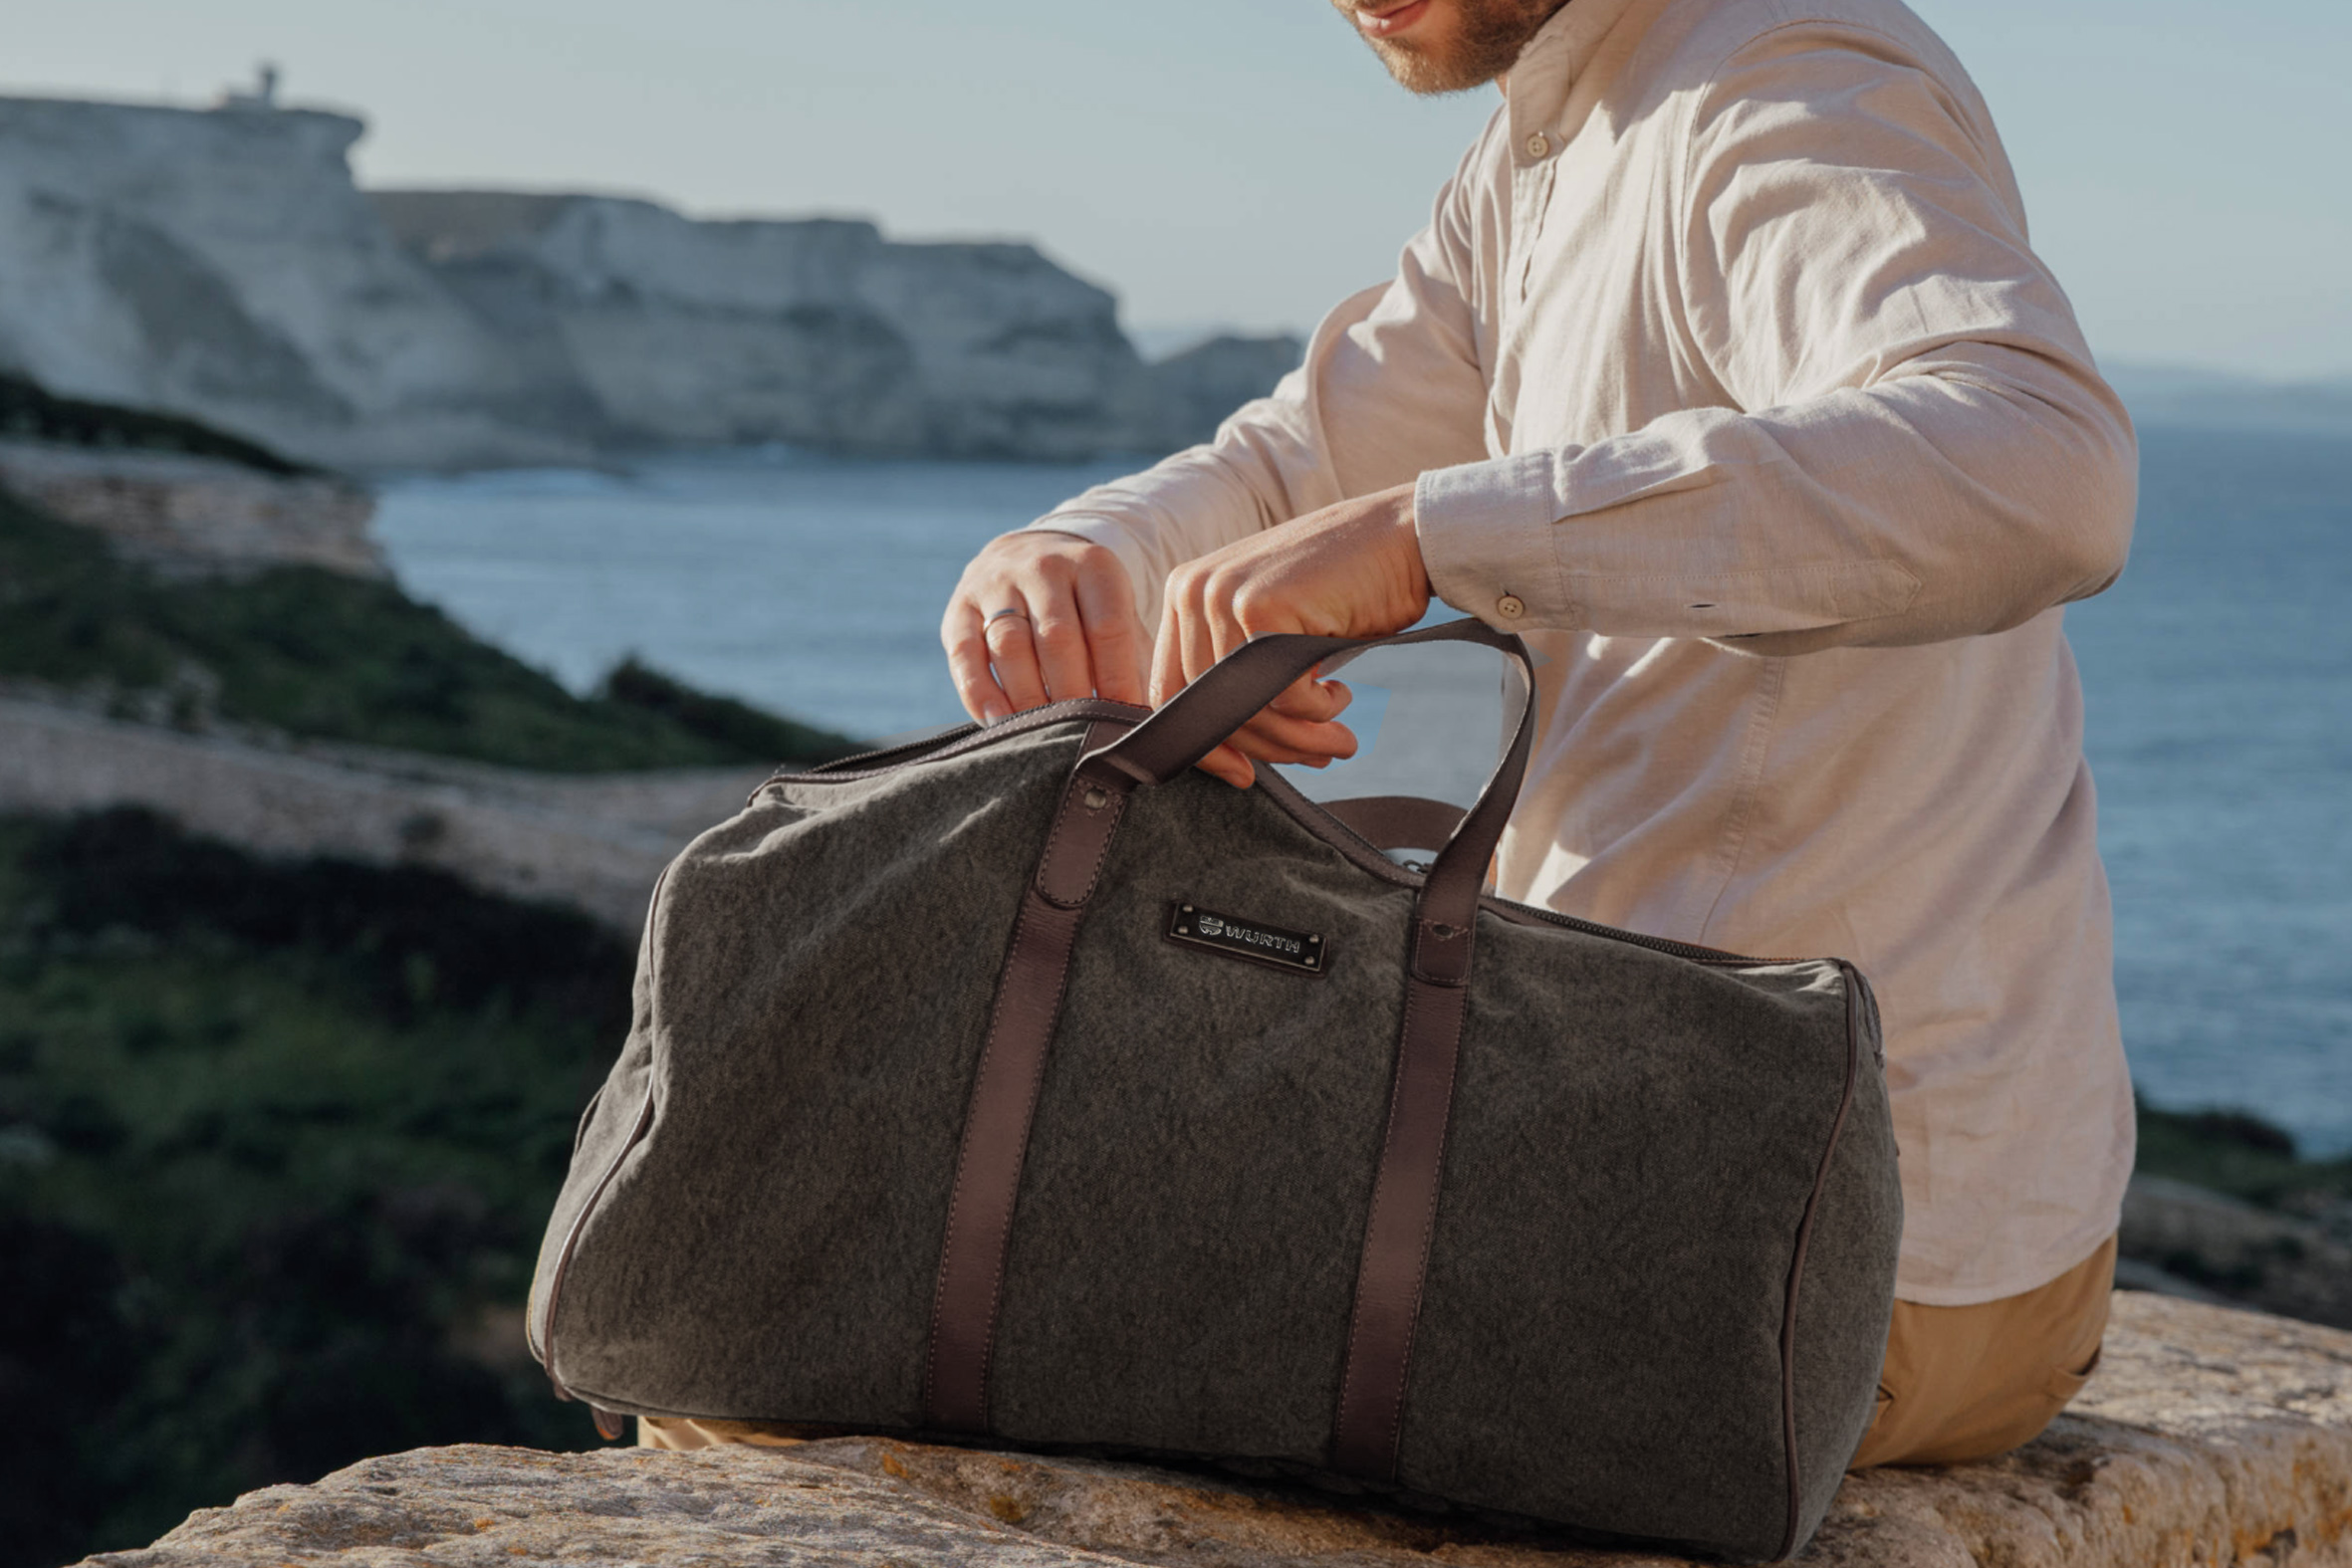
[
  {"xmin": 1353, "ymin": 0, "xmax": 1563, "ymax": 96},
  {"xmin": 1367, "ymin": 37, "xmax": 1502, "ymax": 96}
]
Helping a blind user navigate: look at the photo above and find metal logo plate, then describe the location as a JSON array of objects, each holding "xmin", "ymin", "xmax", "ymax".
[{"xmin": 1165, "ymin": 902, "xmax": 1328, "ymax": 976}]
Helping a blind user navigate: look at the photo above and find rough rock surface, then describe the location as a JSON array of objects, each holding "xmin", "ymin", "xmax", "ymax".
[
  {"xmin": 0, "ymin": 437, "xmax": 381, "ymax": 575},
  {"xmin": 0, "ymin": 696, "xmax": 763, "ymax": 930},
  {"xmin": 77, "ymin": 1292, "xmax": 2352, "ymax": 1566}
]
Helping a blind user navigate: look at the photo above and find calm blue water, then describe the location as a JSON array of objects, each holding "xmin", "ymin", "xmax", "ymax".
[
  {"xmin": 2064, "ymin": 427, "xmax": 2352, "ymax": 1157},
  {"xmin": 375, "ymin": 426, "xmax": 2352, "ymax": 1156},
  {"xmin": 374, "ymin": 449, "xmax": 1137, "ymax": 739}
]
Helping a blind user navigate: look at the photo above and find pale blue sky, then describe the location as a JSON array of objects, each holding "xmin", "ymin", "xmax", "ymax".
[{"xmin": 6, "ymin": 0, "xmax": 2348, "ymax": 376}]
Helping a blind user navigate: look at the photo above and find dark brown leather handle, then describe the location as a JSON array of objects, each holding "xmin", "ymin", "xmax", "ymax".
[
  {"xmin": 1087, "ymin": 619, "xmax": 1529, "ymax": 787},
  {"xmin": 1085, "ymin": 620, "xmax": 1534, "ymax": 986},
  {"xmin": 1321, "ymin": 795, "xmax": 1467, "ymax": 854},
  {"xmin": 925, "ymin": 721, "xmax": 1136, "ymax": 1433}
]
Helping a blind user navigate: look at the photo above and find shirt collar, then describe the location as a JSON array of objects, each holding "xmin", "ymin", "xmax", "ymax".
[{"xmin": 1506, "ymin": 0, "xmax": 1644, "ymax": 153}]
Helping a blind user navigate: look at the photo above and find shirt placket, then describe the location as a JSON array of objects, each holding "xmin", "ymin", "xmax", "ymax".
[
  {"xmin": 1513, "ymin": 131, "xmax": 1560, "ymax": 305},
  {"xmin": 1489, "ymin": 123, "xmax": 1562, "ymax": 457}
]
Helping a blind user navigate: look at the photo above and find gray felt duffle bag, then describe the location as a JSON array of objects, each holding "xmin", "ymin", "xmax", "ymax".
[{"xmin": 527, "ymin": 619, "xmax": 1902, "ymax": 1562}]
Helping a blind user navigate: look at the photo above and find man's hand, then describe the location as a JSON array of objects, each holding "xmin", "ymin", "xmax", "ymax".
[
  {"xmin": 1152, "ymin": 482, "xmax": 1431, "ymax": 787},
  {"xmin": 942, "ymin": 532, "xmax": 1149, "ymax": 724}
]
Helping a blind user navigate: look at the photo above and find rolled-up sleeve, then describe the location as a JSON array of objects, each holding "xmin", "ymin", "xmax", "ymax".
[
  {"xmin": 1413, "ymin": 24, "xmax": 2138, "ymax": 655},
  {"xmin": 1031, "ymin": 123, "xmax": 1497, "ymax": 630}
]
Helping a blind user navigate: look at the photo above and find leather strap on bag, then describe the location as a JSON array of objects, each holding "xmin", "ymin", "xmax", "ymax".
[
  {"xmin": 1321, "ymin": 795, "xmax": 1467, "ymax": 855},
  {"xmin": 925, "ymin": 721, "xmax": 1135, "ymax": 1432},
  {"xmin": 1093, "ymin": 620, "xmax": 1534, "ymax": 987},
  {"xmin": 923, "ymin": 623, "xmax": 1537, "ymax": 1466},
  {"xmin": 1326, "ymin": 669, "xmax": 1532, "ymax": 1476}
]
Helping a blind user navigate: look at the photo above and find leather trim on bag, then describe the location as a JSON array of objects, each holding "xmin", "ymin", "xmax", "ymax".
[
  {"xmin": 924, "ymin": 720, "xmax": 1132, "ymax": 1433},
  {"xmin": 1330, "ymin": 976, "xmax": 1471, "ymax": 1479},
  {"xmin": 1319, "ymin": 795, "xmax": 1468, "ymax": 855},
  {"xmin": 1094, "ymin": 622, "xmax": 1531, "ymax": 789},
  {"xmin": 1771, "ymin": 958, "xmax": 1867, "ymax": 1562}
]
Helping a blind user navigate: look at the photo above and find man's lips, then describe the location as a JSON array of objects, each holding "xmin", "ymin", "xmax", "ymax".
[{"xmin": 1353, "ymin": 0, "xmax": 1432, "ymax": 39}]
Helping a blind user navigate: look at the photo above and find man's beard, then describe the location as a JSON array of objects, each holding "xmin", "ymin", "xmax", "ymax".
[{"xmin": 1342, "ymin": 0, "xmax": 1568, "ymax": 96}]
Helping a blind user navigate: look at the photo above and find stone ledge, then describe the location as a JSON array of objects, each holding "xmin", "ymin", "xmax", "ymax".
[{"xmin": 76, "ymin": 1292, "xmax": 2351, "ymax": 1566}]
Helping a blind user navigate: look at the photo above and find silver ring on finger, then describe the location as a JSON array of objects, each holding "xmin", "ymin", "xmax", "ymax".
[{"xmin": 986, "ymin": 606, "xmax": 1031, "ymax": 626}]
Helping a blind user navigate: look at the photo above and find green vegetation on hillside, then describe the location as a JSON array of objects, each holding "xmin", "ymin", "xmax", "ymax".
[
  {"xmin": 0, "ymin": 809, "xmax": 628, "ymax": 1565},
  {"xmin": 0, "ymin": 486, "xmax": 859, "ymax": 771},
  {"xmin": 0, "ymin": 371, "xmax": 314, "ymax": 476}
]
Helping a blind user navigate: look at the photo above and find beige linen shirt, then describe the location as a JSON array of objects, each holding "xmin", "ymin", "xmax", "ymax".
[{"xmin": 1030, "ymin": 0, "xmax": 2138, "ymax": 1304}]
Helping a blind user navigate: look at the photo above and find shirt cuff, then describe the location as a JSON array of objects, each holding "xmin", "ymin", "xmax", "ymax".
[{"xmin": 1412, "ymin": 449, "xmax": 1576, "ymax": 631}]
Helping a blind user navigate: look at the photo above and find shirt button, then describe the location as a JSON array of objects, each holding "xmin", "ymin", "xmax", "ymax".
[
  {"xmin": 1496, "ymin": 593, "xmax": 1527, "ymax": 620},
  {"xmin": 1525, "ymin": 131, "xmax": 1549, "ymax": 159}
]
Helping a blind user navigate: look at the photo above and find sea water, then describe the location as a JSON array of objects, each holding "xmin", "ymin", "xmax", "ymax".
[{"xmin": 375, "ymin": 425, "xmax": 2352, "ymax": 1155}]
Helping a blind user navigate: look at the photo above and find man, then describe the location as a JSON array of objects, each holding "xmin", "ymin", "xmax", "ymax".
[{"xmin": 938, "ymin": 0, "xmax": 2136, "ymax": 1470}]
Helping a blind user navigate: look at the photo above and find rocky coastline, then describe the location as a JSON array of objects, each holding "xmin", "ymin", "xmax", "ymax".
[{"xmin": 0, "ymin": 94, "xmax": 1300, "ymax": 472}]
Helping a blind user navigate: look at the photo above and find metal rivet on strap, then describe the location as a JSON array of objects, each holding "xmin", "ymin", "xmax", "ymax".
[{"xmin": 1082, "ymin": 786, "xmax": 1109, "ymax": 809}]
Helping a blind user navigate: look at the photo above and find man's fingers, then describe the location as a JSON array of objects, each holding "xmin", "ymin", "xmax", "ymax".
[
  {"xmin": 999, "ymin": 551, "xmax": 1137, "ymax": 704},
  {"xmin": 1071, "ymin": 560, "xmax": 1150, "ymax": 705},
  {"xmin": 1266, "ymin": 674, "xmax": 1351, "ymax": 723},
  {"xmin": 1181, "ymin": 593, "xmax": 1224, "ymax": 693},
  {"xmin": 1149, "ymin": 571, "xmax": 1358, "ymax": 782},
  {"xmin": 1028, "ymin": 603, "xmax": 1093, "ymax": 703},
  {"xmin": 1232, "ymin": 713, "xmax": 1359, "ymax": 766},
  {"xmin": 983, "ymin": 612, "xmax": 1051, "ymax": 711},
  {"xmin": 1198, "ymin": 711, "xmax": 1358, "ymax": 786},
  {"xmin": 944, "ymin": 605, "xmax": 1012, "ymax": 724},
  {"xmin": 1147, "ymin": 579, "xmax": 1178, "ymax": 709},
  {"xmin": 1151, "ymin": 570, "xmax": 1214, "ymax": 706},
  {"xmin": 1197, "ymin": 743, "xmax": 1256, "ymax": 788},
  {"xmin": 943, "ymin": 532, "xmax": 1149, "ymax": 717}
]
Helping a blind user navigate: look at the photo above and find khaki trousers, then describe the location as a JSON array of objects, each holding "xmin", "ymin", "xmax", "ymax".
[
  {"xmin": 1848, "ymin": 1233, "xmax": 2116, "ymax": 1469},
  {"xmin": 642, "ymin": 1233, "xmax": 2119, "ymax": 1470}
]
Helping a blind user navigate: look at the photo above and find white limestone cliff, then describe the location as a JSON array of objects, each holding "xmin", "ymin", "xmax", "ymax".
[
  {"xmin": 369, "ymin": 190, "xmax": 1160, "ymax": 460},
  {"xmin": 0, "ymin": 93, "xmax": 1298, "ymax": 470},
  {"xmin": 0, "ymin": 97, "xmax": 581, "ymax": 470}
]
